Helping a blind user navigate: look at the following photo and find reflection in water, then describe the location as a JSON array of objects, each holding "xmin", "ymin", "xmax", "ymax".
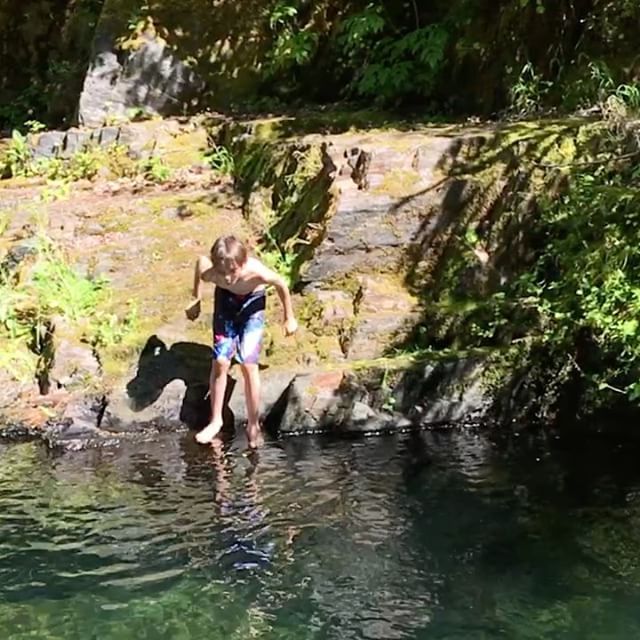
[{"xmin": 2, "ymin": 430, "xmax": 640, "ymax": 638}]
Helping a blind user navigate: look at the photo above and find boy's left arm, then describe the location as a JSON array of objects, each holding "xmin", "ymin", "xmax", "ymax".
[{"xmin": 255, "ymin": 262, "xmax": 298, "ymax": 336}]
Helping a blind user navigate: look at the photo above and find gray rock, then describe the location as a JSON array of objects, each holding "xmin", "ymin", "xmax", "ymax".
[
  {"xmin": 62, "ymin": 130, "xmax": 92, "ymax": 157},
  {"xmin": 43, "ymin": 395, "xmax": 113, "ymax": 451},
  {"xmin": 33, "ymin": 131, "xmax": 66, "ymax": 158},
  {"xmin": 98, "ymin": 126, "xmax": 120, "ymax": 146},
  {"xmin": 47, "ymin": 320, "xmax": 102, "ymax": 392},
  {"xmin": 102, "ymin": 378, "xmax": 188, "ymax": 433},
  {"xmin": 268, "ymin": 370, "xmax": 345, "ymax": 433},
  {"xmin": 227, "ymin": 368, "xmax": 295, "ymax": 427},
  {"xmin": 78, "ymin": 32, "xmax": 203, "ymax": 127},
  {"xmin": 0, "ymin": 242, "xmax": 38, "ymax": 278},
  {"xmin": 392, "ymin": 357, "xmax": 493, "ymax": 426}
]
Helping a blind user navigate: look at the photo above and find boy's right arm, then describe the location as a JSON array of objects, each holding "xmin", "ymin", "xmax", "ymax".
[{"xmin": 185, "ymin": 256, "xmax": 213, "ymax": 320}]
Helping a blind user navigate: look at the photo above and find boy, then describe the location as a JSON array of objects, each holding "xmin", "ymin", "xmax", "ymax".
[{"xmin": 185, "ymin": 235, "xmax": 298, "ymax": 448}]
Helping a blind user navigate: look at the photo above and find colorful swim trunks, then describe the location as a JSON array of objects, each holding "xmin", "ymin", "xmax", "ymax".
[{"xmin": 213, "ymin": 287, "xmax": 266, "ymax": 364}]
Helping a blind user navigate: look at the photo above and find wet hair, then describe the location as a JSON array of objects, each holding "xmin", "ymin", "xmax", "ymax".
[{"xmin": 210, "ymin": 235, "xmax": 248, "ymax": 270}]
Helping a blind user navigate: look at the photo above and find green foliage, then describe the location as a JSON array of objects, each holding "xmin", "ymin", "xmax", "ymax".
[
  {"xmin": 338, "ymin": 8, "xmax": 448, "ymax": 104},
  {"xmin": 4, "ymin": 130, "xmax": 33, "ymax": 176},
  {"xmin": 507, "ymin": 165, "xmax": 640, "ymax": 404},
  {"xmin": 39, "ymin": 180, "xmax": 72, "ymax": 203},
  {"xmin": 205, "ymin": 145, "xmax": 235, "ymax": 175},
  {"xmin": 508, "ymin": 62, "xmax": 552, "ymax": 116},
  {"xmin": 138, "ymin": 155, "xmax": 172, "ymax": 182},
  {"xmin": 258, "ymin": 243, "xmax": 296, "ymax": 288},
  {"xmin": 93, "ymin": 303, "xmax": 139, "ymax": 349},
  {"xmin": 265, "ymin": 1, "xmax": 318, "ymax": 74},
  {"xmin": 0, "ymin": 235, "xmax": 135, "ymax": 381},
  {"xmin": 0, "ymin": 239, "xmax": 102, "ymax": 344}
]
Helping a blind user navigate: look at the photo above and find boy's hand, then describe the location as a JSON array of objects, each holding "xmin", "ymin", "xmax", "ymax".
[
  {"xmin": 185, "ymin": 298, "xmax": 201, "ymax": 321},
  {"xmin": 284, "ymin": 317, "xmax": 298, "ymax": 336}
]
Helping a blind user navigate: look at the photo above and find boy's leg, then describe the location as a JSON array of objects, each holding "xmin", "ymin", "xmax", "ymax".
[
  {"xmin": 198, "ymin": 292, "xmax": 237, "ymax": 445},
  {"xmin": 240, "ymin": 363, "xmax": 263, "ymax": 449},
  {"xmin": 196, "ymin": 357, "xmax": 231, "ymax": 444},
  {"xmin": 237, "ymin": 301, "xmax": 265, "ymax": 448}
]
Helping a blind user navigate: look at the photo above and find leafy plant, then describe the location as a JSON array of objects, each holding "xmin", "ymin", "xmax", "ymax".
[
  {"xmin": 508, "ymin": 62, "xmax": 552, "ymax": 116},
  {"xmin": 5, "ymin": 130, "xmax": 33, "ymax": 176},
  {"xmin": 138, "ymin": 155, "xmax": 172, "ymax": 182},
  {"xmin": 337, "ymin": 8, "xmax": 448, "ymax": 104},
  {"xmin": 265, "ymin": 1, "xmax": 318, "ymax": 74},
  {"xmin": 24, "ymin": 120, "xmax": 46, "ymax": 134},
  {"xmin": 206, "ymin": 145, "xmax": 235, "ymax": 175},
  {"xmin": 93, "ymin": 302, "xmax": 139, "ymax": 349},
  {"xmin": 40, "ymin": 180, "xmax": 71, "ymax": 202}
]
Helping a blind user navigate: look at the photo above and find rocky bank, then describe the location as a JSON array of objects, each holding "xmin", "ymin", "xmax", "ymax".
[{"xmin": 0, "ymin": 110, "xmax": 593, "ymax": 450}]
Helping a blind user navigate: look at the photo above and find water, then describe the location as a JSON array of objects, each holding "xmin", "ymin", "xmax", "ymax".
[{"xmin": 1, "ymin": 429, "xmax": 640, "ymax": 639}]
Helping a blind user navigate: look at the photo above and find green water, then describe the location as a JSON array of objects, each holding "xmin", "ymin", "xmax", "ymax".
[{"xmin": 1, "ymin": 429, "xmax": 640, "ymax": 639}]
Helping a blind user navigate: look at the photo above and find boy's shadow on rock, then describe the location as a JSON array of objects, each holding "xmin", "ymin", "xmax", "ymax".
[{"xmin": 126, "ymin": 335, "xmax": 235, "ymax": 431}]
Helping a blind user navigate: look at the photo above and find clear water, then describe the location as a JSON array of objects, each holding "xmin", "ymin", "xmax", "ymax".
[{"xmin": 2, "ymin": 429, "xmax": 640, "ymax": 639}]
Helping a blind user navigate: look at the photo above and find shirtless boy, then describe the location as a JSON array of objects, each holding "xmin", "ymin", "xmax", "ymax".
[{"xmin": 185, "ymin": 235, "xmax": 298, "ymax": 448}]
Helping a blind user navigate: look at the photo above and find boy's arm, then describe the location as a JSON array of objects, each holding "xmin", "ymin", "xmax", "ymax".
[
  {"xmin": 192, "ymin": 256, "xmax": 215, "ymax": 298},
  {"xmin": 252, "ymin": 260, "xmax": 298, "ymax": 335},
  {"xmin": 186, "ymin": 256, "xmax": 213, "ymax": 320}
]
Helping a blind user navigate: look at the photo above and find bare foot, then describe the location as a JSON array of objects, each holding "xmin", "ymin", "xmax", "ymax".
[
  {"xmin": 246, "ymin": 423, "xmax": 264, "ymax": 449},
  {"xmin": 195, "ymin": 421, "xmax": 223, "ymax": 444}
]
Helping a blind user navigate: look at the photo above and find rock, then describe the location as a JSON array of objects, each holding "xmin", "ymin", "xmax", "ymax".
[
  {"xmin": 0, "ymin": 370, "xmax": 39, "ymax": 411},
  {"xmin": 0, "ymin": 241, "xmax": 38, "ymax": 279},
  {"xmin": 102, "ymin": 335, "xmax": 219, "ymax": 433},
  {"xmin": 264, "ymin": 353, "xmax": 496, "ymax": 436},
  {"xmin": 102, "ymin": 378, "xmax": 189, "ymax": 433},
  {"xmin": 78, "ymin": 32, "xmax": 203, "ymax": 127},
  {"xmin": 300, "ymin": 135, "xmax": 453, "ymax": 286},
  {"xmin": 392, "ymin": 357, "xmax": 494, "ymax": 426},
  {"xmin": 265, "ymin": 369, "xmax": 413, "ymax": 435},
  {"xmin": 61, "ymin": 130, "xmax": 92, "ymax": 157},
  {"xmin": 267, "ymin": 370, "xmax": 345, "ymax": 433},
  {"xmin": 33, "ymin": 131, "xmax": 66, "ymax": 158},
  {"xmin": 47, "ymin": 318, "xmax": 102, "ymax": 392},
  {"xmin": 97, "ymin": 126, "xmax": 120, "ymax": 146},
  {"xmin": 43, "ymin": 394, "xmax": 118, "ymax": 451},
  {"xmin": 227, "ymin": 368, "xmax": 296, "ymax": 428}
]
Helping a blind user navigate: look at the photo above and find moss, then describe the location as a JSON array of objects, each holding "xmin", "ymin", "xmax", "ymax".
[
  {"xmin": 0, "ymin": 337, "xmax": 38, "ymax": 382},
  {"xmin": 155, "ymin": 127, "xmax": 208, "ymax": 169},
  {"xmin": 374, "ymin": 168, "xmax": 422, "ymax": 197}
]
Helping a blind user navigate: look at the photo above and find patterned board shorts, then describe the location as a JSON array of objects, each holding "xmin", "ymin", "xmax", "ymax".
[{"xmin": 213, "ymin": 287, "xmax": 266, "ymax": 365}]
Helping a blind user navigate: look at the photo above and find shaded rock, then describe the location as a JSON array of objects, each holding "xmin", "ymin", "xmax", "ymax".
[
  {"xmin": 264, "ymin": 354, "xmax": 494, "ymax": 436},
  {"xmin": 78, "ymin": 32, "xmax": 203, "ymax": 127},
  {"xmin": 0, "ymin": 242, "xmax": 38, "ymax": 279},
  {"xmin": 266, "ymin": 369, "xmax": 412, "ymax": 434},
  {"xmin": 267, "ymin": 370, "xmax": 345, "ymax": 433},
  {"xmin": 43, "ymin": 395, "xmax": 119, "ymax": 451},
  {"xmin": 47, "ymin": 318, "xmax": 102, "ymax": 392},
  {"xmin": 102, "ymin": 378, "xmax": 189, "ymax": 433},
  {"xmin": 392, "ymin": 357, "xmax": 493, "ymax": 426},
  {"xmin": 102, "ymin": 335, "xmax": 226, "ymax": 433}
]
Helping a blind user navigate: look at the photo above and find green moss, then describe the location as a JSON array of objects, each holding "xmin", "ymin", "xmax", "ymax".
[
  {"xmin": 157, "ymin": 128, "xmax": 208, "ymax": 169},
  {"xmin": 374, "ymin": 168, "xmax": 422, "ymax": 197}
]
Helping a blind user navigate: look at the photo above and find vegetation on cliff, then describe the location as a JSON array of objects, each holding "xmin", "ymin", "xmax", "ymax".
[{"xmin": 3, "ymin": 1, "xmax": 640, "ymax": 426}]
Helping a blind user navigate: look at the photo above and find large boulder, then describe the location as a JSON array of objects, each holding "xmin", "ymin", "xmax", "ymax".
[
  {"xmin": 265, "ymin": 355, "xmax": 495, "ymax": 435},
  {"xmin": 78, "ymin": 31, "xmax": 203, "ymax": 127}
]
